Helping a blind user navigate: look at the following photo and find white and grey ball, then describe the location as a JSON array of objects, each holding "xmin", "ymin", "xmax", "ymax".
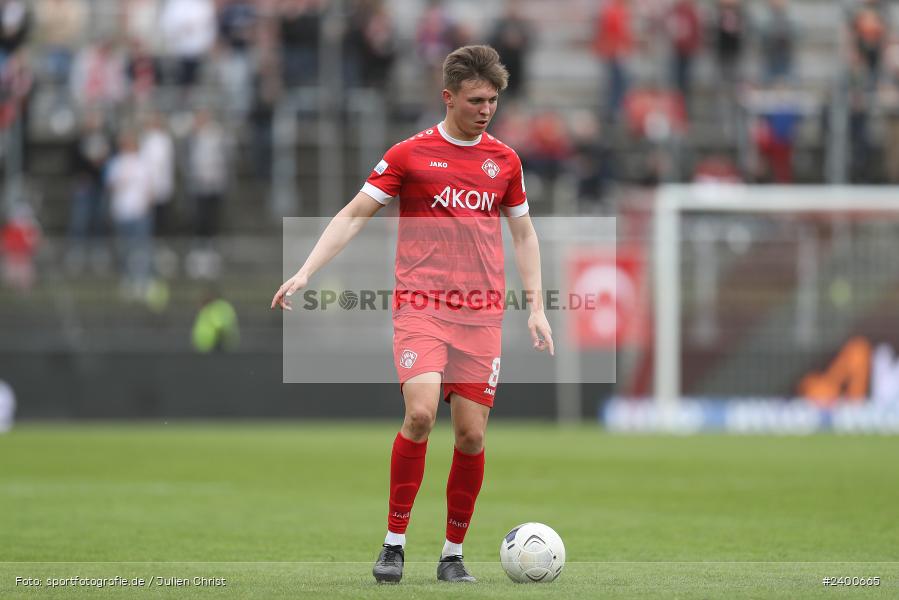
[{"xmin": 499, "ymin": 522, "xmax": 566, "ymax": 583}]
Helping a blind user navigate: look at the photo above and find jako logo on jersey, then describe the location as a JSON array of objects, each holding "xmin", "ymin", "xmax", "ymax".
[
  {"xmin": 432, "ymin": 186, "xmax": 497, "ymax": 211},
  {"xmin": 400, "ymin": 349, "xmax": 417, "ymax": 369},
  {"xmin": 482, "ymin": 158, "xmax": 500, "ymax": 179},
  {"xmin": 429, "ymin": 161, "xmax": 448, "ymax": 168}
]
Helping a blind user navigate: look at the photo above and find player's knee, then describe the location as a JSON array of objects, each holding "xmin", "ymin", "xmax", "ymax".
[
  {"xmin": 454, "ymin": 426, "xmax": 485, "ymax": 454},
  {"xmin": 403, "ymin": 409, "xmax": 436, "ymax": 439}
]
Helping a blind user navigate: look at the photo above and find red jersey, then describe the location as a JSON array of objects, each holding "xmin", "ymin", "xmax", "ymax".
[{"xmin": 361, "ymin": 122, "xmax": 529, "ymax": 326}]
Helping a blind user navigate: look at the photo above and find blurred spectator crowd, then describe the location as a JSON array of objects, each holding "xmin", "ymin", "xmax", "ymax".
[{"xmin": 2, "ymin": 0, "xmax": 899, "ymax": 294}]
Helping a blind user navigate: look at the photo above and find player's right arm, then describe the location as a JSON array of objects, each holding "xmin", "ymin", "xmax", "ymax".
[
  {"xmin": 271, "ymin": 192, "xmax": 383, "ymax": 311},
  {"xmin": 273, "ymin": 140, "xmax": 408, "ymax": 310}
]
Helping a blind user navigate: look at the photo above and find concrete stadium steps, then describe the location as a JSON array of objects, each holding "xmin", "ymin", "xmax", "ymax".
[
  {"xmin": 0, "ymin": 237, "xmax": 283, "ymax": 348},
  {"xmin": 26, "ymin": 128, "xmax": 397, "ymax": 233},
  {"xmin": 0, "ymin": 279, "xmax": 281, "ymax": 355}
]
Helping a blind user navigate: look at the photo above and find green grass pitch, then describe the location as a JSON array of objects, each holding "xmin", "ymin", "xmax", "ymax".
[{"xmin": 1, "ymin": 423, "xmax": 897, "ymax": 598}]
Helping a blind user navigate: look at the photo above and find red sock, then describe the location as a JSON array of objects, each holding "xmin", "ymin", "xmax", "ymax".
[
  {"xmin": 445, "ymin": 447, "xmax": 485, "ymax": 544},
  {"xmin": 387, "ymin": 432, "xmax": 428, "ymax": 534}
]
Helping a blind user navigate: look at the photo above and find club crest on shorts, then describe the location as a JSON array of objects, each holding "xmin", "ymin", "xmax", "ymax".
[
  {"xmin": 400, "ymin": 349, "xmax": 418, "ymax": 369},
  {"xmin": 482, "ymin": 158, "xmax": 500, "ymax": 179}
]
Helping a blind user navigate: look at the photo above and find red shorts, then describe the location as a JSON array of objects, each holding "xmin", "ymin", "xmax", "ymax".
[{"xmin": 393, "ymin": 312, "xmax": 502, "ymax": 407}]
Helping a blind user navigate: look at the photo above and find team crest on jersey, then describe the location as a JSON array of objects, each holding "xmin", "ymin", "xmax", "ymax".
[
  {"xmin": 400, "ymin": 349, "xmax": 418, "ymax": 369},
  {"xmin": 482, "ymin": 158, "xmax": 500, "ymax": 179}
]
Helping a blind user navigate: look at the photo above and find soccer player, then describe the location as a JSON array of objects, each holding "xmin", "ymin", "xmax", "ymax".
[{"xmin": 271, "ymin": 45, "xmax": 554, "ymax": 583}]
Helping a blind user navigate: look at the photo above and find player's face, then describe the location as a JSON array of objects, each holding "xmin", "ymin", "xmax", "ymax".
[{"xmin": 444, "ymin": 79, "xmax": 499, "ymax": 140}]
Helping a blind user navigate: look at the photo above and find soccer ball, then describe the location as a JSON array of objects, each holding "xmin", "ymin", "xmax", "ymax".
[{"xmin": 499, "ymin": 522, "xmax": 566, "ymax": 583}]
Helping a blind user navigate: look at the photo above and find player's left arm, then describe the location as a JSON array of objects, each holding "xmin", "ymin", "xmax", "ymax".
[{"xmin": 507, "ymin": 213, "xmax": 554, "ymax": 356}]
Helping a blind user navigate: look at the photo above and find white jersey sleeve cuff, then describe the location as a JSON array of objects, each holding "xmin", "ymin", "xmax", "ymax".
[
  {"xmin": 502, "ymin": 200, "xmax": 529, "ymax": 218},
  {"xmin": 361, "ymin": 182, "xmax": 394, "ymax": 205}
]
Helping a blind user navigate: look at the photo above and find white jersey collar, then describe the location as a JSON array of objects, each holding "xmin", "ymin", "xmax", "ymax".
[{"xmin": 437, "ymin": 121, "xmax": 482, "ymax": 146}]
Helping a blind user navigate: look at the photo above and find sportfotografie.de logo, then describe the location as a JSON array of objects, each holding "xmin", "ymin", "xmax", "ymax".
[{"xmin": 298, "ymin": 289, "xmax": 604, "ymax": 312}]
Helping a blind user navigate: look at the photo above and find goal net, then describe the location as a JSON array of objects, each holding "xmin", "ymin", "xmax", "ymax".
[{"xmin": 608, "ymin": 185, "xmax": 899, "ymax": 433}]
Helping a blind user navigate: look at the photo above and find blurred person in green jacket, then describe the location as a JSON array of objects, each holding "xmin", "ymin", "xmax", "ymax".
[{"xmin": 192, "ymin": 290, "xmax": 239, "ymax": 353}]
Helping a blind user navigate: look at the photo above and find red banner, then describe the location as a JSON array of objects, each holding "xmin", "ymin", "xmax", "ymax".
[{"xmin": 567, "ymin": 246, "xmax": 648, "ymax": 349}]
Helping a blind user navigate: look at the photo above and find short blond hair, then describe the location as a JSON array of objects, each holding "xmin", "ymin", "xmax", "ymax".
[{"xmin": 443, "ymin": 45, "xmax": 509, "ymax": 92}]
